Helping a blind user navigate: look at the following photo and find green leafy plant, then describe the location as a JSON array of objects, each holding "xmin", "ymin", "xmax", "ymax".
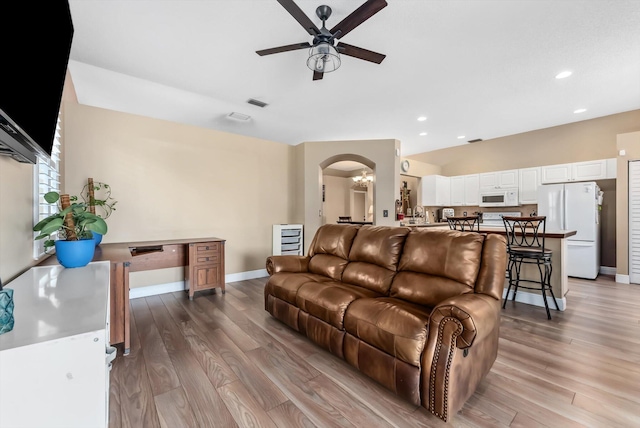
[
  {"xmin": 81, "ymin": 181, "xmax": 117, "ymax": 219},
  {"xmin": 33, "ymin": 191, "xmax": 109, "ymax": 252}
]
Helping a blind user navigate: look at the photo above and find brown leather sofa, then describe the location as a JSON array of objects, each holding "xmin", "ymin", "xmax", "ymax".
[{"xmin": 264, "ymin": 224, "xmax": 507, "ymax": 421}]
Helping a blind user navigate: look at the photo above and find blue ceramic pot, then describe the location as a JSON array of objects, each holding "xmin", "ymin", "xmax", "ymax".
[
  {"xmin": 92, "ymin": 232, "xmax": 103, "ymax": 246},
  {"xmin": 55, "ymin": 239, "xmax": 96, "ymax": 268}
]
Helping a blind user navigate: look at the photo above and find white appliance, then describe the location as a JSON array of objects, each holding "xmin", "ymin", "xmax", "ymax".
[
  {"xmin": 537, "ymin": 181, "xmax": 602, "ymax": 279},
  {"xmin": 479, "ymin": 189, "xmax": 519, "ymax": 207},
  {"xmin": 482, "ymin": 211, "xmax": 522, "ymax": 227}
]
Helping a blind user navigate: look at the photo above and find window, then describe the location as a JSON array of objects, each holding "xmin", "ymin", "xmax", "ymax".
[{"xmin": 33, "ymin": 114, "xmax": 62, "ymax": 259}]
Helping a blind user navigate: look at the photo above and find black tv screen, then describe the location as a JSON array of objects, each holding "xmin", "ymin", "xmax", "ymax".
[{"xmin": 0, "ymin": 1, "xmax": 74, "ymax": 163}]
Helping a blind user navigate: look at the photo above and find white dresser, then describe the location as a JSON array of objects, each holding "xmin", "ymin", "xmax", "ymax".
[{"xmin": 0, "ymin": 261, "xmax": 113, "ymax": 428}]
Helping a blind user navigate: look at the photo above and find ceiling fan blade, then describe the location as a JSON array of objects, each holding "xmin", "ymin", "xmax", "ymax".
[
  {"xmin": 277, "ymin": 0, "xmax": 321, "ymax": 36},
  {"xmin": 313, "ymin": 70, "xmax": 324, "ymax": 80},
  {"xmin": 336, "ymin": 42, "xmax": 386, "ymax": 64},
  {"xmin": 256, "ymin": 42, "xmax": 311, "ymax": 56},
  {"xmin": 330, "ymin": 0, "xmax": 387, "ymax": 39}
]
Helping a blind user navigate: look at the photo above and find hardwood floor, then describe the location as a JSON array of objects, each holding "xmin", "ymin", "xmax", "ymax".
[{"xmin": 108, "ymin": 275, "xmax": 640, "ymax": 427}]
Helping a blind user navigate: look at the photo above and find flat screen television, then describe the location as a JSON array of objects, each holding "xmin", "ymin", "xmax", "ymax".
[{"xmin": 0, "ymin": 1, "xmax": 74, "ymax": 164}]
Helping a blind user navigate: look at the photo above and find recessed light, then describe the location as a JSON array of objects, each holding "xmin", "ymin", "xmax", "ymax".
[
  {"xmin": 417, "ymin": 116, "xmax": 427, "ymax": 121},
  {"xmin": 457, "ymin": 135, "xmax": 465, "ymax": 139},
  {"xmin": 574, "ymin": 108, "xmax": 587, "ymax": 114},
  {"xmin": 555, "ymin": 71, "xmax": 572, "ymax": 79},
  {"xmin": 419, "ymin": 132, "xmax": 427, "ymax": 136}
]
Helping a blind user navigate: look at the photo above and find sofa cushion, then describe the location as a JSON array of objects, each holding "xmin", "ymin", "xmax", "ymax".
[
  {"xmin": 342, "ymin": 226, "xmax": 410, "ymax": 294},
  {"xmin": 265, "ymin": 272, "xmax": 332, "ymax": 305},
  {"xmin": 343, "ymin": 297, "xmax": 431, "ymax": 367},
  {"xmin": 308, "ymin": 224, "xmax": 360, "ymax": 280},
  {"xmin": 296, "ymin": 281, "xmax": 381, "ymax": 330},
  {"xmin": 391, "ymin": 229, "xmax": 484, "ymax": 306}
]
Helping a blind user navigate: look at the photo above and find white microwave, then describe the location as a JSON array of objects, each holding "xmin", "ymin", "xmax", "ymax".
[{"xmin": 479, "ymin": 189, "xmax": 519, "ymax": 207}]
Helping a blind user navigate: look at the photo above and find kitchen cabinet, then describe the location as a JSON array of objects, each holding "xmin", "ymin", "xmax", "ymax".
[
  {"xmin": 0, "ymin": 262, "xmax": 112, "ymax": 428},
  {"xmin": 273, "ymin": 224, "xmax": 304, "ymax": 256},
  {"xmin": 464, "ymin": 174, "xmax": 480, "ymax": 205},
  {"xmin": 519, "ymin": 167, "xmax": 541, "ymax": 204},
  {"xmin": 450, "ymin": 176, "xmax": 465, "ymax": 206},
  {"xmin": 541, "ymin": 159, "xmax": 610, "ymax": 184},
  {"xmin": 479, "ymin": 169, "xmax": 519, "ymax": 191},
  {"xmin": 419, "ymin": 175, "xmax": 450, "ymax": 206},
  {"xmin": 450, "ymin": 174, "xmax": 479, "ymax": 206},
  {"xmin": 186, "ymin": 240, "xmax": 226, "ymax": 300}
]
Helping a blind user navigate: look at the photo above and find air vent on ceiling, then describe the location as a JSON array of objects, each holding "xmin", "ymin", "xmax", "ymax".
[
  {"xmin": 226, "ymin": 112, "xmax": 251, "ymax": 121},
  {"xmin": 247, "ymin": 98, "xmax": 268, "ymax": 108},
  {"xmin": 467, "ymin": 138, "xmax": 483, "ymax": 143}
]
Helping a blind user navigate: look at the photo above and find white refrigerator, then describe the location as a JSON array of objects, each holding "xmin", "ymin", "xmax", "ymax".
[{"xmin": 537, "ymin": 181, "xmax": 602, "ymax": 279}]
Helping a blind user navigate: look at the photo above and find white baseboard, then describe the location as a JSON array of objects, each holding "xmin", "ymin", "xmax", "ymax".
[
  {"xmin": 599, "ymin": 266, "xmax": 616, "ymax": 275},
  {"xmin": 129, "ymin": 269, "xmax": 269, "ymax": 300},
  {"xmin": 502, "ymin": 288, "xmax": 566, "ymax": 311},
  {"xmin": 226, "ymin": 269, "xmax": 268, "ymax": 283},
  {"xmin": 615, "ymin": 274, "xmax": 630, "ymax": 284}
]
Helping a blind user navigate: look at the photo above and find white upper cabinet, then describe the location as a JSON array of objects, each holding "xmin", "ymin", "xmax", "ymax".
[
  {"xmin": 479, "ymin": 169, "xmax": 519, "ymax": 191},
  {"xmin": 464, "ymin": 174, "xmax": 479, "ymax": 206},
  {"xmin": 449, "ymin": 174, "xmax": 479, "ymax": 206},
  {"xmin": 450, "ymin": 176, "xmax": 465, "ymax": 206},
  {"xmin": 419, "ymin": 175, "xmax": 450, "ymax": 206},
  {"xmin": 541, "ymin": 159, "xmax": 609, "ymax": 184},
  {"xmin": 519, "ymin": 167, "xmax": 541, "ymax": 204}
]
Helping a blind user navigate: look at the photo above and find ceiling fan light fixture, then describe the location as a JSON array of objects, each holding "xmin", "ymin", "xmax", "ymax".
[{"xmin": 307, "ymin": 42, "xmax": 341, "ymax": 73}]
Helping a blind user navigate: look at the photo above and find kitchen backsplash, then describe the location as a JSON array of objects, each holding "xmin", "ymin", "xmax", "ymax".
[{"xmin": 420, "ymin": 204, "xmax": 538, "ymax": 223}]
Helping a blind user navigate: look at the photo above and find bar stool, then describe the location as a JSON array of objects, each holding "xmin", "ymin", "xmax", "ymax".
[
  {"xmin": 502, "ymin": 216, "xmax": 559, "ymax": 319},
  {"xmin": 447, "ymin": 215, "xmax": 481, "ymax": 232}
]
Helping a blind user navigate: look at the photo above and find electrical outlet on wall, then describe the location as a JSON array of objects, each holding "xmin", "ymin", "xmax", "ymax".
[{"xmin": 383, "ymin": 210, "xmax": 388, "ymax": 217}]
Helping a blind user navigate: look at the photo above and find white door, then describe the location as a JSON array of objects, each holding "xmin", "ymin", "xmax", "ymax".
[
  {"xmin": 565, "ymin": 182, "xmax": 597, "ymax": 242},
  {"xmin": 537, "ymin": 184, "xmax": 564, "ymax": 231},
  {"xmin": 630, "ymin": 161, "xmax": 640, "ymax": 284}
]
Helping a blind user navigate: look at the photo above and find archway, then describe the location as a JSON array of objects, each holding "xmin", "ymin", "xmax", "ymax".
[{"xmin": 320, "ymin": 154, "xmax": 375, "ymax": 225}]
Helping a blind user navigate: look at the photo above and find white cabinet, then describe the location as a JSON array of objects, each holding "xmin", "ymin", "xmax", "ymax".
[
  {"xmin": 450, "ymin": 176, "xmax": 465, "ymax": 206},
  {"xmin": 464, "ymin": 174, "xmax": 480, "ymax": 206},
  {"xmin": 419, "ymin": 175, "xmax": 450, "ymax": 206},
  {"xmin": 273, "ymin": 224, "xmax": 303, "ymax": 256},
  {"xmin": 479, "ymin": 169, "xmax": 519, "ymax": 191},
  {"xmin": 541, "ymin": 159, "xmax": 609, "ymax": 183},
  {"xmin": 0, "ymin": 262, "xmax": 112, "ymax": 428},
  {"xmin": 606, "ymin": 158, "xmax": 617, "ymax": 179},
  {"xmin": 450, "ymin": 174, "xmax": 479, "ymax": 206},
  {"xmin": 519, "ymin": 167, "xmax": 541, "ymax": 204}
]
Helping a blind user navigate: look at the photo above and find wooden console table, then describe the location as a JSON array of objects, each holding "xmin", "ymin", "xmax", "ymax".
[{"xmin": 38, "ymin": 237, "xmax": 225, "ymax": 356}]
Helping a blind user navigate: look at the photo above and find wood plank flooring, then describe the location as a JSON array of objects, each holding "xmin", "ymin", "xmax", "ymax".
[{"xmin": 108, "ymin": 275, "xmax": 640, "ymax": 427}]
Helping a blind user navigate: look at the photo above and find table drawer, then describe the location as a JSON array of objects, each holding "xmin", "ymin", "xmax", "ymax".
[{"xmin": 194, "ymin": 242, "xmax": 220, "ymax": 254}]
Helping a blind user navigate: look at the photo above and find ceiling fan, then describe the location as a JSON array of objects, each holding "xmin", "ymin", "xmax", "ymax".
[{"xmin": 256, "ymin": 0, "xmax": 388, "ymax": 80}]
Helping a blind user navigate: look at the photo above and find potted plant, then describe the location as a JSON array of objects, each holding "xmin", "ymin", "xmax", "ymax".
[
  {"xmin": 81, "ymin": 179, "xmax": 117, "ymax": 245},
  {"xmin": 33, "ymin": 192, "xmax": 108, "ymax": 268}
]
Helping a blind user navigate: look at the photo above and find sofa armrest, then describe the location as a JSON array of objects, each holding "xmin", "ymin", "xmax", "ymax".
[
  {"xmin": 429, "ymin": 293, "xmax": 500, "ymax": 349},
  {"xmin": 421, "ymin": 293, "xmax": 501, "ymax": 421},
  {"xmin": 266, "ymin": 255, "xmax": 310, "ymax": 275}
]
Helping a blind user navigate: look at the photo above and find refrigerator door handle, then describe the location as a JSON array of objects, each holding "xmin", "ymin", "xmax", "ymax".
[{"xmin": 562, "ymin": 188, "xmax": 567, "ymax": 230}]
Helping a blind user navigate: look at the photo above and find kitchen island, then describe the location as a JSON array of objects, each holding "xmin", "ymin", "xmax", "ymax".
[{"xmin": 400, "ymin": 222, "xmax": 577, "ymax": 311}]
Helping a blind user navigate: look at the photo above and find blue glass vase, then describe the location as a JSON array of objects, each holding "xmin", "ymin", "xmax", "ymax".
[
  {"xmin": 55, "ymin": 239, "xmax": 96, "ymax": 268},
  {"xmin": 0, "ymin": 288, "xmax": 14, "ymax": 335}
]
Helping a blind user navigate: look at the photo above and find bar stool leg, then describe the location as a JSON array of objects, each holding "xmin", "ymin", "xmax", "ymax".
[
  {"xmin": 537, "ymin": 260, "xmax": 552, "ymax": 320},
  {"xmin": 503, "ymin": 256, "xmax": 515, "ymax": 309},
  {"xmin": 545, "ymin": 260, "xmax": 560, "ymax": 311}
]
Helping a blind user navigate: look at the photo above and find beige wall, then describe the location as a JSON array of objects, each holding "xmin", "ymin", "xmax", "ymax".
[
  {"xmin": 410, "ymin": 110, "xmax": 640, "ymax": 175},
  {"xmin": 322, "ymin": 175, "xmax": 351, "ymax": 224},
  {"xmin": 63, "ymin": 103, "xmax": 294, "ymax": 286},
  {"xmin": 298, "ymin": 139, "xmax": 400, "ymax": 251},
  {"xmin": 616, "ymin": 131, "xmax": 640, "ymax": 278}
]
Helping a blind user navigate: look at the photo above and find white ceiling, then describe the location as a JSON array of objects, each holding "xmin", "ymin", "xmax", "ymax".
[{"xmin": 67, "ymin": 0, "xmax": 640, "ymax": 157}]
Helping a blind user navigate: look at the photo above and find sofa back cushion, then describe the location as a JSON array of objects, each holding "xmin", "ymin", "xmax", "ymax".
[
  {"xmin": 390, "ymin": 229, "xmax": 485, "ymax": 306},
  {"xmin": 342, "ymin": 226, "xmax": 410, "ymax": 294},
  {"xmin": 308, "ymin": 224, "xmax": 360, "ymax": 280}
]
